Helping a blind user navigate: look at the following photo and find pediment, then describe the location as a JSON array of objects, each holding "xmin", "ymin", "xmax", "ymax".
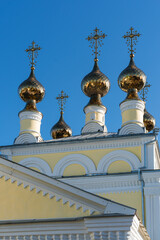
[{"xmin": 0, "ymin": 156, "xmax": 135, "ymax": 220}]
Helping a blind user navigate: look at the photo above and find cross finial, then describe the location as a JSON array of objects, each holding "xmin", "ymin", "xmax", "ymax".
[
  {"xmin": 25, "ymin": 41, "xmax": 41, "ymax": 70},
  {"xmin": 139, "ymin": 81, "xmax": 151, "ymax": 102},
  {"xmin": 56, "ymin": 90, "xmax": 69, "ymax": 115},
  {"xmin": 86, "ymin": 27, "xmax": 106, "ymax": 61},
  {"xmin": 123, "ymin": 27, "xmax": 141, "ymax": 58}
]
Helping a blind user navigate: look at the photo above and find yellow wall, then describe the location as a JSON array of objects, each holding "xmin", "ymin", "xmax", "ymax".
[
  {"xmin": 122, "ymin": 109, "xmax": 143, "ymax": 126},
  {"xmin": 12, "ymin": 146, "xmax": 141, "ymax": 176},
  {"xmin": 63, "ymin": 164, "xmax": 86, "ymax": 176},
  {"xmin": 20, "ymin": 119, "xmax": 40, "ymax": 135},
  {"xmin": 100, "ymin": 191, "xmax": 142, "ymax": 220},
  {"xmin": 0, "ymin": 177, "xmax": 97, "ymax": 220},
  {"xmin": 107, "ymin": 160, "xmax": 131, "ymax": 173}
]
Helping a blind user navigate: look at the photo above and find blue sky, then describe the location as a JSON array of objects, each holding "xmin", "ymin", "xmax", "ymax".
[{"xmin": 0, "ymin": 0, "xmax": 160, "ymax": 145}]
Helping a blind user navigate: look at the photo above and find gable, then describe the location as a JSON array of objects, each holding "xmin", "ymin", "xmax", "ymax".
[
  {"xmin": 0, "ymin": 156, "xmax": 135, "ymax": 221},
  {"xmin": 0, "ymin": 176, "xmax": 97, "ymax": 220}
]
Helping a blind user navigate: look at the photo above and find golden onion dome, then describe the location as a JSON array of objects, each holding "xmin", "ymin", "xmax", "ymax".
[
  {"xmin": 81, "ymin": 61, "xmax": 110, "ymax": 98},
  {"xmin": 118, "ymin": 57, "xmax": 146, "ymax": 96},
  {"xmin": 18, "ymin": 69, "xmax": 45, "ymax": 104},
  {"xmin": 51, "ymin": 113, "xmax": 72, "ymax": 139},
  {"xmin": 143, "ymin": 108, "xmax": 155, "ymax": 132}
]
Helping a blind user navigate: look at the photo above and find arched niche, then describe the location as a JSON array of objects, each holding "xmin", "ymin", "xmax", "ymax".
[
  {"xmin": 107, "ymin": 160, "xmax": 132, "ymax": 173},
  {"xmin": 53, "ymin": 154, "xmax": 96, "ymax": 177},
  {"xmin": 63, "ymin": 163, "xmax": 86, "ymax": 176},
  {"xmin": 97, "ymin": 150, "xmax": 140, "ymax": 173},
  {"xmin": 19, "ymin": 157, "xmax": 52, "ymax": 176}
]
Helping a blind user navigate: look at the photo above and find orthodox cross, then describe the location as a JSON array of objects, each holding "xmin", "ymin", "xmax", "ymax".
[
  {"xmin": 86, "ymin": 27, "xmax": 106, "ymax": 61},
  {"xmin": 139, "ymin": 82, "xmax": 151, "ymax": 102},
  {"xmin": 123, "ymin": 27, "xmax": 141, "ymax": 57},
  {"xmin": 56, "ymin": 90, "xmax": 69, "ymax": 115},
  {"xmin": 25, "ymin": 41, "xmax": 41, "ymax": 70}
]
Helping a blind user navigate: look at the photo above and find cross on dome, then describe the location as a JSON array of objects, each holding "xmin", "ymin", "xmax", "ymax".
[
  {"xmin": 123, "ymin": 27, "xmax": 141, "ymax": 58},
  {"xmin": 139, "ymin": 82, "xmax": 151, "ymax": 102},
  {"xmin": 56, "ymin": 90, "xmax": 69, "ymax": 115},
  {"xmin": 25, "ymin": 41, "xmax": 41, "ymax": 70},
  {"xmin": 86, "ymin": 27, "xmax": 106, "ymax": 61}
]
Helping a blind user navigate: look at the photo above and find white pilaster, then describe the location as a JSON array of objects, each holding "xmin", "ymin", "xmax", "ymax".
[{"xmin": 145, "ymin": 194, "xmax": 160, "ymax": 240}]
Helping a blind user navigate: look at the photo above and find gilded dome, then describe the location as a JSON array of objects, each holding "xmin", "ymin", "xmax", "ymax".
[
  {"xmin": 51, "ymin": 113, "xmax": 72, "ymax": 139},
  {"xmin": 144, "ymin": 109, "xmax": 155, "ymax": 132},
  {"xmin": 18, "ymin": 69, "xmax": 45, "ymax": 103},
  {"xmin": 81, "ymin": 61, "xmax": 110, "ymax": 97},
  {"xmin": 118, "ymin": 57, "xmax": 146, "ymax": 93}
]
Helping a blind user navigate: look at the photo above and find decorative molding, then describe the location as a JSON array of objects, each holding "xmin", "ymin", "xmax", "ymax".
[
  {"xmin": 1, "ymin": 134, "xmax": 155, "ymax": 157},
  {"xmin": 97, "ymin": 150, "xmax": 140, "ymax": 173},
  {"xmin": 53, "ymin": 154, "xmax": 97, "ymax": 177},
  {"xmin": 120, "ymin": 100, "xmax": 145, "ymax": 113},
  {"xmin": 0, "ymin": 215, "xmax": 149, "ymax": 240},
  {"xmin": 19, "ymin": 111, "xmax": 42, "ymax": 122},
  {"xmin": 0, "ymin": 169, "xmax": 98, "ymax": 214},
  {"xmin": 84, "ymin": 105, "xmax": 106, "ymax": 114},
  {"xmin": 60, "ymin": 174, "xmax": 142, "ymax": 194},
  {"xmin": 14, "ymin": 133, "xmax": 38, "ymax": 144},
  {"xmin": 61, "ymin": 171, "xmax": 160, "ymax": 195},
  {"xmin": 81, "ymin": 122, "xmax": 106, "ymax": 134},
  {"xmin": 119, "ymin": 124, "xmax": 145, "ymax": 135},
  {"xmin": 19, "ymin": 157, "xmax": 52, "ymax": 176}
]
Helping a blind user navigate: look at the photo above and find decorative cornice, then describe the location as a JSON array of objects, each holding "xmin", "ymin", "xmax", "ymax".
[
  {"xmin": 60, "ymin": 171, "xmax": 160, "ymax": 194},
  {"xmin": 60, "ymin": 174, "xmax": 142, "ymax": 194},
  {"xmin": 0, "ymin": 215, "xmax": 149, "ymax": 240},
  {"xmin": 1, "ymin": 135, "xmax": 155, "ymax": 157}
]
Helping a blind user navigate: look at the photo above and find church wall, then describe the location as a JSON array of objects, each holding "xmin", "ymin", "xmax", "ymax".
[
  {"xmin": 100, "ymin": 191, "xmax": 142, "ymax": 220},
  {"xmin": 12, "ymin": 146, "xmax": 141, "ymax": 176},
  {"xmin": 0, "ymin": 177, "xmax": 96, "ymax": 220},
  {"xmin": 107, "ymin": 160, "xmax": 131, "ymax": 173}
]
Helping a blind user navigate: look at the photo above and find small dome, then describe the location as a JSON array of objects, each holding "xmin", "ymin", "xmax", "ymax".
[
  {"xmin": 118, "ymin": 57, "xmax": 146, "ymax": 93},
  {"xmin": 144, "ymin": 109, "xmax": 155, "ymax": 132},
  {"xmin": 51, "ymin": 114, "xmax": 72, "ymax": 139},
  {"xmin": 81, "ymin": 61, "xmax": 110, "ymax": 97},
  {"xmin": 18, "ymin": 69, "xmax": 45, "ymax": 103}
]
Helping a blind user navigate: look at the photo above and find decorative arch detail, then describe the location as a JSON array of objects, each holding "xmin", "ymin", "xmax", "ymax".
[
  {"xmin": 19, "ymin": 157, "xmax": 52, "ymax": 176},
  {"xmin": 53, "ymin": 154, "xmax": 96, "ymax": 177},
  {"xmin": 119, "ymin": 123, "xmax": 144, "ymax": 135},
  {"xmin": 97, "ymin": 150, "xmax": 140, "ymax": 173}
]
